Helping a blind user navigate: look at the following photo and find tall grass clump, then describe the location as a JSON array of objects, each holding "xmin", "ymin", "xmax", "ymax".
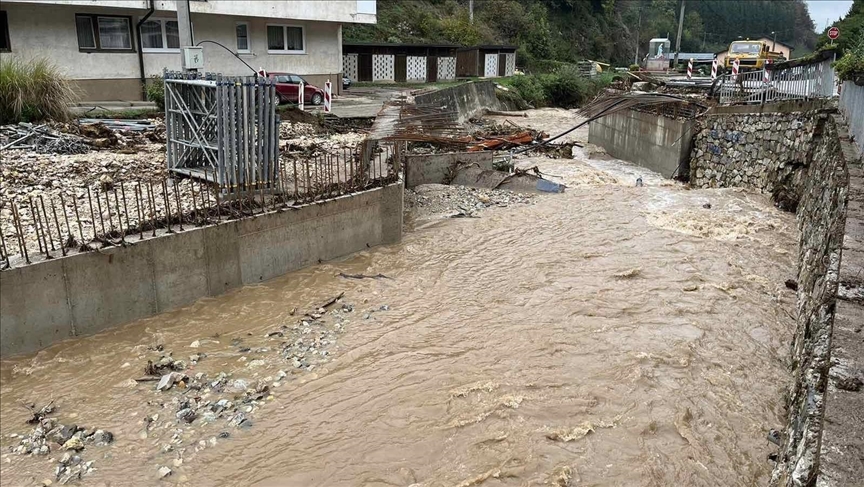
[{"xmin": 0, "ymin": 57, "xmax": 78, "ymax": 124}]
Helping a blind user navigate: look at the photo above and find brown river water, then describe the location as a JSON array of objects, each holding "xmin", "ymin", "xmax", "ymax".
[{"xmin": 1, "ymin": 133, "xmax": 798, "ymax": 487}]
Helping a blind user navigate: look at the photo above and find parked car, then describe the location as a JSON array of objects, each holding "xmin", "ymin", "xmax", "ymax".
[
  {"xmin": 342, "ymin": 76, "xmax": 352, "ymax": 90},
  {"xmin": 260, "ymin": 72, "xmax": 325, "ymax": 105}
]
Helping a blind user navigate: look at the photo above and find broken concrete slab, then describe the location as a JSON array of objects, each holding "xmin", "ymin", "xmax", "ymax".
[{"xmin": 404, "ymin": 152, "xmax": 495, "ymax": 188}]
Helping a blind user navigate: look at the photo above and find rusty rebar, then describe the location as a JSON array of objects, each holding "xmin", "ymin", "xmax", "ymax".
[
  {"xmin": 72, "ymin": 192, "xmax": 85, "ymax": 246},
  {"xmin": 162, "ymin": 179, "xmax": 174, "ymax": 233},
  {"xmin": 303, "ymin": 159, "xmax": 314, "ymax": 201},
  {"xmin": 172, "ymin": 179, "xmax": 184, "ymax": 231},
  {"xmin": 190, "ymin": 179, "xmax": 199, "ymax": 223},
  {"xmin": 86, "ymin": 187, "xmax": 98, "ymax": 238},
  {"xmin": 102, "ymin": 189, "xmax": 114, "ymax": 235},
  {"xmin": 38, "ymin": 195, "xmax": 56, "ymax": 252},
  {"xmin": 134, "ymin": 183, "xmax": 144, "ymax": 240},
  {"xmin": 49, "ymin": 198, "xmax": 66, "ymax": 256},
  {"xmin": 147, "ymin": 181, "xmax": 157, "ymax": 237},
  {"xmin": 0, "ymin": 220, "xmax": 10, "ymax": 268},
  {"xmin": 113, "ymin": 187, "xmax": 125, "ymax": 243},
  {"xmin": 120, "ymin": 182, "xmax": 131, "ymax": 239},
  {"xmin": 90, "ymin": 187, "xmax": 105, "ymax": 237},
  {"xmin": 200, "ymin": 178, "xmax": 210, "ymax": 218},
  {"xmin": 34, "ymin": 197, "xmax": 50, "ymax": 253},
  {"xmin": 30, "ymin": 197, "xmax": 48, "ymax": 257},
  {"xmin": 58, "ymin": 194, "xmax": 72, "ymax": 247},
  {"xmin": 335, "ymin": 151, "xmax": 342, "ymax": 194},
  {"xmin": 11, "ymin": 203, "xmax": 29, "ymax": 264},
  {"xmin": 213, "ymin": 175, "xmax": 222, "ymax": 222}
]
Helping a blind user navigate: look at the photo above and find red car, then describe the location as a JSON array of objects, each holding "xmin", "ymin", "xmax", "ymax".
[{"xmin": 261, "ymin": 72, "xmax": 325, "ymax": 105}]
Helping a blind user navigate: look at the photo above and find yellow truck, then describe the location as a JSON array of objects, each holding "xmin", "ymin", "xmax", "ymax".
[{"xmin": 724, "ymin": 40, "xmax": 786, "ymax": 71}]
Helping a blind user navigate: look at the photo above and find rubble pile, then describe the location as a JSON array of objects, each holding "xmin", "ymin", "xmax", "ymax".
[
  {"xmin": 279, "ymin": 121, "xmax": 366, "ymax": 155},
  {"xmin": 404, "ymin": 184, "xmax": 536, "ymax": 220},
  {"xmin": 6, "ymin": 401, "xmax": 115, "ymax": 484},
  {"xmin": 1, "ymin": 124, "xmax": 90, "ymax": 155},
  {"xmin": 1, "ymin": 120, "xmax": 164, "ymax": 155}
]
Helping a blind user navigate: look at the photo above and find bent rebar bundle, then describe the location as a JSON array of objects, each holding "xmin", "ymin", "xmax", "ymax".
[{"xmin": 164, "ymin": 71, "xmax": 280, "ymax": 195}]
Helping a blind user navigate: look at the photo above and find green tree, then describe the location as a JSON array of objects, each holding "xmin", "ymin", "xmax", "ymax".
[{"xmin": 524, "ymin": 4, "xmax": 554, "ymax": 60}]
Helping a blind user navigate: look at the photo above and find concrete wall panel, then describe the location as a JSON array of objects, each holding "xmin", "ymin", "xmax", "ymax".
[
  {"xmin": 0, "ymin": 259, "xmax": 73, "ymax": 356},
  {"xmin": 64, "ymin": 244, "xmax": 158, "ymax": 337},
  {"xmin": 151, "ymin": 229, "xmax": 209, "ymax": 311},
  {"xmin": 203, "ymin": 222, "xmax": 242, "ymax": 296},
  {"xmin": 404, "ymin": 152, "xmax": 495, "ymax": 188},
  {"xmin": 588, "ymin": 109, "xmax": 693, "ymax": 178}
]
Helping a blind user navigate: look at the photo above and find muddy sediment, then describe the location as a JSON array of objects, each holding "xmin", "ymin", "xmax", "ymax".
[{"xmin": 0, "ymin": 109, "xmax": 797, "ymax": 486}]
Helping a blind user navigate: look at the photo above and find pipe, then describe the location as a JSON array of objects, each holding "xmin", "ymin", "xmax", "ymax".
[{"xmin": 137, "ymin": 0, "xmax": 156, "ymax": 101}]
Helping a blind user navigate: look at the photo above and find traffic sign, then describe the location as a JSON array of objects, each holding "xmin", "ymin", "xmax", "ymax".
[{"xmin": 828, "ymin": 26, "xmax": 840, "ymax": 40}]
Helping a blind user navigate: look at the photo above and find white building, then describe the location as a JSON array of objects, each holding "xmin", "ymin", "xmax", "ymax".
[{"xmin": 0, "ymin": 0, "xmax": 376, "ymax": 101}]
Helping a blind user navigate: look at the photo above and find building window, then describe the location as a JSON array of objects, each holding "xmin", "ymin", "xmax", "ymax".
[
  {"xmin": 236, "ymin": 22, "xmax": 249, "ymax": 53},
  {"xmin": 267, "ymin": 25, "xmax": 304, "ymax": 54},
  {"xmin": 75, "ymin": 14, "xmax": 133, "ymax": 52},
  {"xmin": 0, "ymin": 11, "xmax": 10, "ymax": 52},
  {"xmin": 140, "ymin": 18, "xmax": 180, "ymax": 51}
]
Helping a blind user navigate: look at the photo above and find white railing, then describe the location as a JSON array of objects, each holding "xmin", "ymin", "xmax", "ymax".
[
  {"xmin": 840, "ymin": 81, "xmax": 864, "ymax": 155},
  {"xmin": 717, "ymin": 58, "xmax": 836, "ymax": 105}
]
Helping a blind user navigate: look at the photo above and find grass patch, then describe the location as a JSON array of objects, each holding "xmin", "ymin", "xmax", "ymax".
[{"xmin": 0, "ymin": 57, "xmax": 79, "ymax": 124}]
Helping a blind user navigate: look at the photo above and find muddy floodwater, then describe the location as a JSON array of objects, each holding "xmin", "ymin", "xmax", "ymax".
[{"xmin": 1, "ymin": 117, "xmax": 798, "ymax": 487}]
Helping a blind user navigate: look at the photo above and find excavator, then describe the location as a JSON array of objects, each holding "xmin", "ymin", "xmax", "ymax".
[{"xmin": 723, "ymin": 39, "xmax": 786, "ymax": 71}]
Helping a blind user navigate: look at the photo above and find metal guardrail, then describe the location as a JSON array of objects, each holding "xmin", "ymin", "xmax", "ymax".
[
  {"xmin": 717, "ymin": 59, "xmax": 836, "ymax": 105},
  {"xmin": 839, "ymin": 81, "xmax": 864, "ymax": 156}
]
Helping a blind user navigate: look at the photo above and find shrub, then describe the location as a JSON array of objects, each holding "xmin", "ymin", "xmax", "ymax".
[
  {"xmin": 499, "ymin": 67, "xmax": 613, "ymax": 109},
  {"xmin": 833, "ymin": 32, "xmax": 864, "ymax": 81},
  {"xmin": 0, "ymin": 57, "xmax": 78, "ymax": 124},
  {"xmin": 504, "ymin": 74, "xmax": 548, "ymax": 107},
  {"xmin": 629, "ymin": 64, "xmax": 640, "ymax": 71},
  {"xmin": 145, "ymin": 76, "xmax": 165, "ymax": 110}
]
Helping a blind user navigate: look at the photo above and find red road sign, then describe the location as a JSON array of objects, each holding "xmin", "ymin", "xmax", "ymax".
[{"xmin": 828, "ymin": 26, "xmax": 840, "ymax": 40}]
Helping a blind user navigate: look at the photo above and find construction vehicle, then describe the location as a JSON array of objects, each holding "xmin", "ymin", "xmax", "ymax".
[{"xmin": 723, "ymin": 39, "xmax": 786, "ymax": 71}]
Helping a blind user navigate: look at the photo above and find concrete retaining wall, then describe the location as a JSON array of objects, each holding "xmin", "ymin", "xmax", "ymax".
[
  {"xmin": 587, "ymin": 108, "xmax": 694, "ymax": 178},
  {"xmin": 0, "ymin": 183, "xmax": 403, "ymax": 357},
  {"xmin": 404, "ymin": 152, "xmax": 494, "ymax": 188},
  {"xmin": 413, "ymin": 81, "xmax": 504, "ymax": 123}
]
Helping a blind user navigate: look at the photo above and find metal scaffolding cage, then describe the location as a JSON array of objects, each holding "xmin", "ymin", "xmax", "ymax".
[{"xmin": 164, "ymin": 71, "xmax": 280, "ymax": 194}]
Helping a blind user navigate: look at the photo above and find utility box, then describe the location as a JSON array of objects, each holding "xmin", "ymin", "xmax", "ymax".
[{"xmin": 181, "ymin": 47, "xmax": 204, "ymax": 70}]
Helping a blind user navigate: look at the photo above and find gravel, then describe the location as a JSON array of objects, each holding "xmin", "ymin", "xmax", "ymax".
[{"xmin": 404, "ymin": 184, "xmax": 536, "ymax": 221}]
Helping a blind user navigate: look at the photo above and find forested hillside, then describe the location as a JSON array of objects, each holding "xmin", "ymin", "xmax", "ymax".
[{"xmin": 344, "ymin": 0, "xmax": 818, "ymax": 68}]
